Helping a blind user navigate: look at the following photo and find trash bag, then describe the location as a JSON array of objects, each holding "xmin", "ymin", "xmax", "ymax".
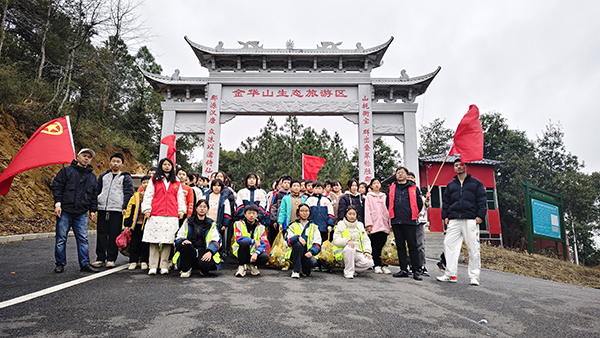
[
  {"xmin": 319, "ymin": 233, "xmax": 336, "ymax": 271},
  {"xmin": 380, "ymin": 232, "xmax": 399, "ymax": 266},
  {"xmin": 269, "ymin": 232, "xmax": 290, "ymax": 268},
  {"xmin": 116, "ymin": 229, "xmax": 131, "ymax": 257}
]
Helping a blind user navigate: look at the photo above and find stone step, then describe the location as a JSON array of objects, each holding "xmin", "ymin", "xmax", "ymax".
[{"xmin": 424, "ymin": 231, "xmax": 445, "ymax": 260}]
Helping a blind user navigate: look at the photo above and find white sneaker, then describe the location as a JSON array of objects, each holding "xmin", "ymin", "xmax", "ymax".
[
  {"xmin": 436, "ymin": 275, "xmax": 457, "ymax": 283},
  {"xmin": 281, "ymin": 266, "xmax": 289, "ymax": 271},
  {"xmin": 141, "ymin": 262, "xmax": 149, "ymax": 270},
  {"xmin": 382, "ymin": 266, "xmax": 392, "ymax": 274},
  {"xmin": 344, "ymin": 274, "xmax": 354, "ymax": 279},
  {"xmin": 470, "ymin": 278, "xmax": 480, "ymax": 286},
  {"xmin": 128, "ymin": 263, "xmax": 137, "ymax": 270},
  {"xmin": 374, "ymin": 266, "xmax": 383, "ymax": 274},
  {"xmin": 235, "ymin": 265, "xmax": 246, "ymax": 277},
  {"xmin": 148, "ymin": 268, "xmax": 157, "ymax": 275},
  {"xmin": 106, "ymin": 261, "xmax": 115, "ymax": 268},
  {"xmin": 180, "ymin": 269, "xmax": 192, "ymax": 278},
  {"xmin": 91, "ymin": 261, "xmax": 103, "ymax": 268},
  {"xmin": 250, "ymin": 265, "xmax": 260, "ymax": 276},
  {"xmin": 160, "ymin": 268, "xmax": 169, "ymax": 275},
  {"xmin": 291, "ymin": 271, "xmax": 300, "ymax": 279}
]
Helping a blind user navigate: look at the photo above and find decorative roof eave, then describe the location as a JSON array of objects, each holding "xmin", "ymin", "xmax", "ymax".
[
  {"xmin": 420, "ymin": 154, "xmax": 504, "ymax": 166},
  {"xmin": 140, "ymin": 68, "xmax": 208, "ymax": 91},
  {"xmin": 371, "ymin": 66, "xmax": 441, "ymax": 86},
  {"xmin": 184, "ymin": 36, "xmax": 394, "ymax": 60}
]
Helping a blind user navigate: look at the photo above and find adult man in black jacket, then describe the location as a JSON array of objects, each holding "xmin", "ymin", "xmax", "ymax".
[
  {"xmin": 52, "ymin": 148, "xmax": 99, "ymax": 273},
  {"xmin": 437, "ymin": 158, "xmax": 487, "ymax": 286}
]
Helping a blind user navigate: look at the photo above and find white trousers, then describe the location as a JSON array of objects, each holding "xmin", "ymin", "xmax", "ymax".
[
  {"xmin": 343, "ymin": 246, "xmax": 374, "ymax": 277},
  {"xmin": 443, "ymin": 219, "xmax": 480, "ymax": 279}
]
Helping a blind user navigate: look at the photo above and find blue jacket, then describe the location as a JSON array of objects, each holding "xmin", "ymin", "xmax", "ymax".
[
  {"xmin": 306, "ymin": 194, "xmax": 335, "ymax": 232},
  {"xmin": 442, "ymin": 174, "xmax": 487, "ymax": 220},
  {"xmin": 202, "ymin": 191, "xmax": 232, "ymax": 229}
]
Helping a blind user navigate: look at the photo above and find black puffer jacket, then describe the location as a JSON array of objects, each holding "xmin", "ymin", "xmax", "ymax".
[
  {"xmin": 337, "ymin": 192, "xmax": 365, "ymax": 223},
  {"xmin": 52, "ymin": 160, "xmax": 98, "ymax": 214},
  {"xmin": 441, "ymin": 174, "xmax": 487, "ymax": 220}
]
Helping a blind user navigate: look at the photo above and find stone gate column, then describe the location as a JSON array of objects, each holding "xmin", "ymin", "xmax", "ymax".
[
  {"xmin": 403, "ymin": 111, "xmax": 419, "ymax": 185},
  {"xmin": 159, "ymin": 110, "xmax": 176, "ymax": 160},
  {"xmin": 358, "ymin": 84, "xmax": 374, "ymax": 183},
  {"xmin": 202, "ymin": 83, "xmax": 222, "ymax": 177}
]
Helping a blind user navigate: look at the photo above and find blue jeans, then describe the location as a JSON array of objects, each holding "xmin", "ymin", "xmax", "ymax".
[{"xmin": 55, "ymin": 212, "xmax": 90, "ymax": 267}]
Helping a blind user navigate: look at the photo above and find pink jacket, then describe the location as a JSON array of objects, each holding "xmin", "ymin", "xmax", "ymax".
[{"xmin": 364, "ymin": 191, "xmax": 391, "ymax": 234}]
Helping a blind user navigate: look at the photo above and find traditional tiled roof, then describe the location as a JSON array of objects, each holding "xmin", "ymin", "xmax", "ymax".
[
  {"xmin": 419, "ymin": 154, "xmax": 504, "ymax": 166},
  {"xmin": 184, "ymin": 36, "xmax": 394, "ymax": 56},
  {"xmin": 140, "ymin": 68, "xmax": 208, "ymax": 91},
  {"xmin": 371, "ymin": 66, "xmax": 441, "ymax": 86}
]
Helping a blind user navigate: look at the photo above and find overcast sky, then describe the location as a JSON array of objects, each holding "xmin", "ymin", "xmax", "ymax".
[{"xmin": 136, "ymin": 0, "xmax": 600, "ymax": 173}]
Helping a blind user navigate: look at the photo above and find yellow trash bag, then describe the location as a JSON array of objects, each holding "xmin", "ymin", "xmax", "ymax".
[
  {"xmin": 380, "ymin": 232, "xmax": 399, "ymax": 266},
  {"xmin": 269, "ymin": 232, "xmax": 290, "ymax": 268},
  {"xmin": 318, "ymin": 233, "xmax": 336, "ymax": 271}
]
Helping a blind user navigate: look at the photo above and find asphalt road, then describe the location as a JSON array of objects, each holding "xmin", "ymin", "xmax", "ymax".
[{"xmin": 0, "ymin": 235, "xmax": 599, "ymax": 338}]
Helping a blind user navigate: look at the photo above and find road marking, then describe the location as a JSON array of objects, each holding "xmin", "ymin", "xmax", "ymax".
[{"xmin": 0, "ymin": 265, "xmax": 128, "ymax": 309}]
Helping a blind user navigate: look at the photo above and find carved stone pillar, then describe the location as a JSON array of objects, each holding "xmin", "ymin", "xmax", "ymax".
[
  {"xmin": 159, "ymin": 110, "xmax": 176, "ymax": 161},
  {"xmin": 358, "ymin": 84, "xmax": 374, "ymax": 183},
  {"xmin": 202, "ymin": 84, "xmax": 222, "ymax": 177}
]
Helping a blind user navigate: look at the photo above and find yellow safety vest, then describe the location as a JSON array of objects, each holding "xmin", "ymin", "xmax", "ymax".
[
  {"xmin": 285, "ymin": 221, "xmax": 319, "ymax": 261},
  {"xmin": 231, "ymin": 220, "xmax": 266, "ymax": 258},
  {"xmin": 173, "ymin": 220, "xmax": 221, "ymax": 265},
  {"xmin": 332, "ymin": 226, "xmax": 364, "ymax": 261}
]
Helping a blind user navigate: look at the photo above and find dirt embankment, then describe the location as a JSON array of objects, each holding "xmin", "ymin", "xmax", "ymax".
[{"xmin": 0, "ymin": 109, "xmax": 147, "ymax": 236}]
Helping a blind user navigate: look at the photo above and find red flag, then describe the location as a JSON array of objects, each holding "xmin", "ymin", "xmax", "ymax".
[
  {"xmin": 161, "ymin": 135, "xmax": 176, "ymax": 165},
  {"xmin": 448, "ymin": 105, "xmax": 483, "ymax": 163},
  {"xmin": 302, "ymin": 154, "xmax": 326, "ymax": 180},
  {"xmin": 0, "ymin": 116, "xmax": 75, "ymax": 195}
]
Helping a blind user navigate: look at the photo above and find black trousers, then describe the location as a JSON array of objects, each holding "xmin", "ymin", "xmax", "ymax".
[
  {"xmin": 96, "ymin": 211, "xmax": 123, "ymax": 262},
  {"xmin": 369, "ymin": 231, "xmax": 389, "ymax": 267},
  {"xmin": 236, "ymin": 241, "xmax": 269, "ymax": 266},
  {"xmin": 268, "ymin": 225, "xmax": 280, "ymax": 247},
  {"xmin": 320, "ymin": 230, "xmax": 332, "ymax": 243},
  {"xmin": 391, "ymin": 224, "xmax": 420, "ymax": 272},
  {"xmin": 290, "ymin": 242, "xmax": 318, "ymax": 275},
  {"xmin": 128, "ymin": 223, "xmax": 149, "ymax": 264},
  {"xmin": 178, "ymin": 244, "xmax": 217, "ymax": 274}
]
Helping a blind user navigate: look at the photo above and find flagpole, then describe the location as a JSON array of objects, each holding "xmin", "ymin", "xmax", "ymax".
[
  {"xmin": 301, "ymin": 153, "xmax": 305, "ymax": 180},
  {"xmin": 427, "ymin": 143, "xmax": 454, "ymax": 196}
]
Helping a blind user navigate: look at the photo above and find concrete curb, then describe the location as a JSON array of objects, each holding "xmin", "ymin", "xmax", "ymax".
[{"xmin": 0, "ymin": 230, "xmax": 97, "ymax": 244}]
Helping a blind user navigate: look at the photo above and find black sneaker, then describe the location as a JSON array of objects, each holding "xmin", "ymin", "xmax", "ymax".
[
  {"xmin": 413, "ymin": 271, "xmax": 423, "ymax": 281},
  {"xmin": 393, "ymin": 270, "xmax": 409, "ymax": 278},
  {"xmin": 80, "ymin": 264, "xmax": 99, "ymax": 273},
  {"xmin": 437, "ymin": 261, "xmax": 446, "ymax": 271},
  {"xmin": 54, "ymin": 264, "xmax": 64, "ymax": 273},
  {"xmin": 421, "ymin": 267, "xmax": 430, "ymax": 276}
]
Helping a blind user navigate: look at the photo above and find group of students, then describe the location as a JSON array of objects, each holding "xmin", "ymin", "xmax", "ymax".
[
  {"xmin": 52, "ymin": 148, "xmax": 483, "ymax": 286},
  {"xmin": 115, "ymin": 158, "xmax": 430, "ymax": 281}
]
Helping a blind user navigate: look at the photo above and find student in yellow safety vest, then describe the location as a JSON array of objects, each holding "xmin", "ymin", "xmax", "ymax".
[
  {"xmin": 173, "ymin": 199, "xmax": 222, "ymax": 277},
  {"xmin": 232, "ymin": 204, "xmax": 270, "ymax": 277},
  {"xmin": 332, "ymin": 205, "xmax": 374, "ymax": 279},
  {"xmin": 285, "ymin": 203, "xmax": 322, "ymax": 278}
]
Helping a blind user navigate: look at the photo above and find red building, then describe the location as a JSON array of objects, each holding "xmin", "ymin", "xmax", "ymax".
[{"xmin": 419, "ymin": 154, "xmax": 503, "ymax": 245}]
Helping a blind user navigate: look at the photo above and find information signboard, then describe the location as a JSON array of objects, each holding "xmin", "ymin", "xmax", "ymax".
[{"xmin": 531, "ymin": 199, "xmax": 562, "ymax": 239}]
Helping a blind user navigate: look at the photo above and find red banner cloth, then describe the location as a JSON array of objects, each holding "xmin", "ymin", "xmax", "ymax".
[
  {"xmin": 302, "ymin": 154, "xmax": 326, "ymax": 180},
  {"xmin": 0, "ymin": 116, "xmax": 75, "ymax": 195},
  {"xmin": 161, "ymin": 135, "xmax": 176, "ymax": 165},
  {"xmin": 449, "ymin": 105, "xmax": 484, "ymax": 163}
]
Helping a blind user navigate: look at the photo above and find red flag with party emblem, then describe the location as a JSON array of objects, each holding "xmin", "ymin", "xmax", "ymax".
[
  {"xmin": 302, "ymin": 153, "xmax": 326, "ymax": 180},
  {"xmin": 0, "ymin": 116, "xmax": 75, "ymax": 195},
  {"xmin": 448, "ymin": 105, "xmax": 484, "ymax": 163}
]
